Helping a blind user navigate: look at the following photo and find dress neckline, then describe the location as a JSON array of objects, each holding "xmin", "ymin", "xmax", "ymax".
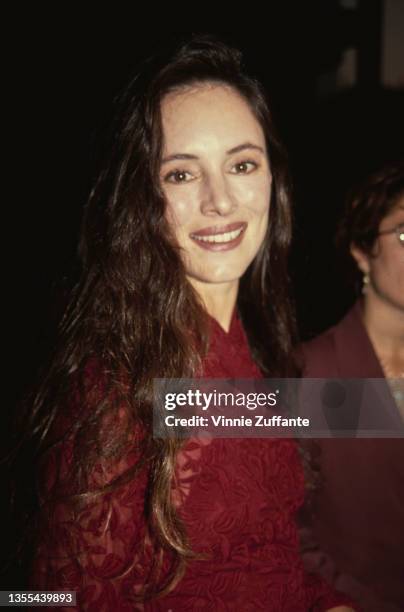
[
  {"xmin": 208, "ymin": 307, "xmax": 239, "ymax": 338},
  {"xmin": 202, "ymin": 306, "xmax": 263, "ymax": 379}
]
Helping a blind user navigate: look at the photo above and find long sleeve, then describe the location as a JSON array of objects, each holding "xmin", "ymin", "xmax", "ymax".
[
  {"xmin": 29, "ymin": 415, "xmax": 154, "ymax": 611},
  {"xmin": 27, "ymin": 355, "xmax": 159, "ymax": 610}
]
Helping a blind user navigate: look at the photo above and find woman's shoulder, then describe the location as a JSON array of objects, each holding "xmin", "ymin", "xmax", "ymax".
[
  {"xmin": 39, "ymin": 355, "xmax": 148, "ymax": 497},
  {"xmin": 300, "ymin": 300, "xmax": 377, "ymax": 378},
  {"xmin": 300, "ymin": 326, "xmax": 339, "ymax": 378}
]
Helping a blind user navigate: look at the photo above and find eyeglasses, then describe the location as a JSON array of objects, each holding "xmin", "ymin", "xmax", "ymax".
[{"xmin": 378, "ymin": 222, "xmax": 404, "ymax": 247}]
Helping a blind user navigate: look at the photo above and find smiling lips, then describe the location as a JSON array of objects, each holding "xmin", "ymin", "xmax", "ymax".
[{"xmin": 190, "ymin": 222, "xmax": 247, "ymax": 251}]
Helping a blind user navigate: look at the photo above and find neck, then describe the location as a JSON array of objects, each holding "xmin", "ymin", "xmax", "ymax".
[
  {"xmin": 362, "ymin": 292, "xmax": 404, "ymax": 357},
  {"xmin": 188, "ymin": 278, "xmax": 239, "ymax": 332}
]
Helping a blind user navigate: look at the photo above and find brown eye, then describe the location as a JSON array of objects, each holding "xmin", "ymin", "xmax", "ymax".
[
  {"xmin": 232, "ymin": 161, "xmax": 257, "ymax": 174},
  {"xmin": 165, "ymin": 170, "xmax": 193, "ymax": 184}
]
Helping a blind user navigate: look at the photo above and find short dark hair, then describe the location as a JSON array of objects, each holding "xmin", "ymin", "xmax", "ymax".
[{"xmin": 337, "ymin": 159, "xmax": 404, "ymax": 257}]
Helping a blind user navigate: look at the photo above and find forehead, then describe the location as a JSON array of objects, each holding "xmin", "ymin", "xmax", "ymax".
[{"xmin": 160, "ymin": 83, "xmax": 266, "ymax": 152}]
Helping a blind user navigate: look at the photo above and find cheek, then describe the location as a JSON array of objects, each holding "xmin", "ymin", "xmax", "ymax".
[
  {"xmin": 163, "ymin": 182, "xmax": 204, "ymax": 228},
  {"xmin": 257, "ymin": 208, "xmax": 270, "ymax": 248},
  {"xmin": 374, "ymin": 248, "xmax": 404, "ymax": 284},
  {"xmin": 390, "ymin": 255, "xmax": 404, "ymax": 284},
  {"xmin": 242, "ymin": 175, "xmax": 271, "ymax": 211},
  {"xmin": 255, "ymin": 175, "xmax": 272, "ymax": 218},
  {"xmin": 255, "ymin": 185, "xmax": 271, "ymax": 222},
  {"xmin": 164, "ymin": 195, "xmax": 191, "ymax": 229}
]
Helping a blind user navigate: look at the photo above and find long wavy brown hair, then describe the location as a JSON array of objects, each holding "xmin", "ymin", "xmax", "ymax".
[{"xmin": 9, "ymin": 34, "xmax": 298, "ymax": 601}]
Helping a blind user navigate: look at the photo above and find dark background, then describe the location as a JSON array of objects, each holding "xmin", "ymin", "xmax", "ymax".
[{"xmin": 3, "ymin": 1, "xmax": 404, "ymax": 589}]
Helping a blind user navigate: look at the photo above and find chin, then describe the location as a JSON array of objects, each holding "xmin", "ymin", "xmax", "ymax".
[
  {"xmin": 196, "ymin": 275, "xmax": 242, "ymax": 285},
  {"xmin": 199, "ymin": 265, "xmax": 249, "ymax": 283}
]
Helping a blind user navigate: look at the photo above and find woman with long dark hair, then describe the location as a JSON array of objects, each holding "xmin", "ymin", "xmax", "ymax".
[{"xmin": 20, "ymin": 35, "xmax": 356, "ymax": 610}]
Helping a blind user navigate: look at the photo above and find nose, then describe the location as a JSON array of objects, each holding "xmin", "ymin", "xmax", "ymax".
[{"xmin": 200, "ymin": 173, "xmax": 237, "ymax": 216}]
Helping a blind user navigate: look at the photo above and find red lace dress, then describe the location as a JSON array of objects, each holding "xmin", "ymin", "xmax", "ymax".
[{"xmin": 29, "ymin": 313, "xmax": 356, "ymax": 611}]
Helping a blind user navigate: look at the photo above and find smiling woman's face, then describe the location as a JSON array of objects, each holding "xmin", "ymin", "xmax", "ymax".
[{"xmin": 159, "ymin": 83, "xmax": 272, "ymax": 295}]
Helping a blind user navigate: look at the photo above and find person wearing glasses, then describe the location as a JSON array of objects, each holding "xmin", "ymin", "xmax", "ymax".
[{"xmin": 300, "ymin": 160, "xmax": 404, "ymax": 611}]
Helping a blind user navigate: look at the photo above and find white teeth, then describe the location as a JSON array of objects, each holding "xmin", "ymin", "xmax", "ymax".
[{"xmin": 191, "ymin": 227, "xmax": 244, "ymax": 243}]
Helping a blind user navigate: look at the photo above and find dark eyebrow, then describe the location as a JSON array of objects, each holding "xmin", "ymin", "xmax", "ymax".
[
  {"xmin": 161, "ymin": 142, "xmax": 265, "ymax": 164},
  {"xmin": 226, "ymin": 142, "xmax": 265, "ymax": 156}
]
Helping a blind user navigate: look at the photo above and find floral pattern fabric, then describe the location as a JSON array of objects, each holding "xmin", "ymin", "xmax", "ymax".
[{"xmin": 29, "ymin": 313, "xmax": 356, "ymax": 611}]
